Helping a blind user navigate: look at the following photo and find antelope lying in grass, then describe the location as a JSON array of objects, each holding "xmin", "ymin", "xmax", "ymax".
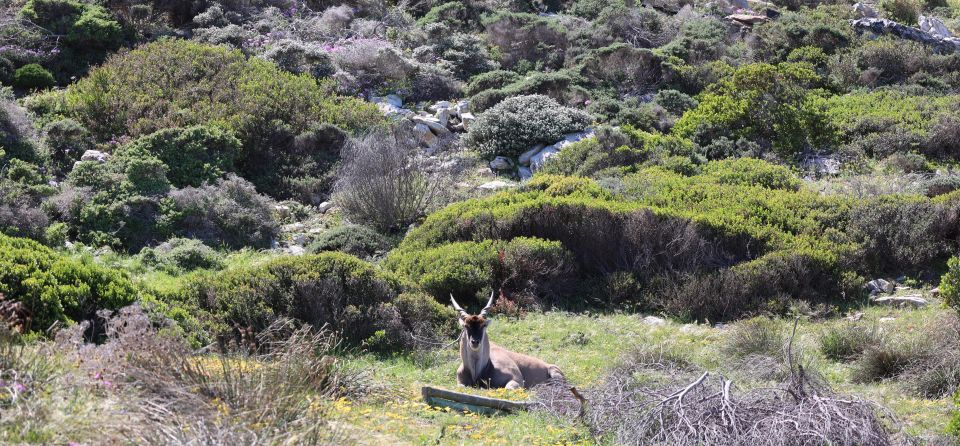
[{"xmin": 451, "ymin": 292, "xmax": 564, "ymax": 389}]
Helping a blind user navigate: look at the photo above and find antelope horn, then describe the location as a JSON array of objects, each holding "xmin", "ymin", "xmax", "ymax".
[
  {"xmin": 450, "ymin": 294, "xmax": 468, "ymax": 318},
  {"xmin": 479, "ymin": 290, "xmax": 496, "ymax": 317}
]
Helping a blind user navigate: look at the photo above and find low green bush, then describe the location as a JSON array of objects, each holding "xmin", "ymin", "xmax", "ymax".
[
  {"xmin": 0, "ymin": 234, "xmax": 138, "ymax": 331},
  {"xmin": 942, "ymin": 256, "xmax": 960, "ymax": 313},
  {"xmin": 138, "ymin": 238, "xmax": 223, "ymax": 272},
  {"xmin": 122, "ymin": 125, "xmax": 241, "ymax": 188},
  {"xmin": 12, "ymin": 64, "xmax": 55, "ymax": 90},
  {"xmin": 722, "ymin": 317, "xmax": 785, "ymax": 358},
  {"xmin": 701, "ymin": 158, "xmax": 801, "ymax": 191},
  {"xmin": 181, "ymin": 252, "xmax": 453, "ymax": 350},
  {"xmin": 463, "ymin": 94, "xmax": 592, "ymax": 159},
  {"xmin": 307, "ymin": 224, "xmax": 391, "ymax": 259},
  {"xmin": 385, "ymin": 237, "xmax": 576, "ymax": 308}
]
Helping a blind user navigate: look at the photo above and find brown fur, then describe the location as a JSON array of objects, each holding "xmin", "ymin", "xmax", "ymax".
[{"xmin": 455, "ymin": 314, "xmax": 564, "ymax": 390}]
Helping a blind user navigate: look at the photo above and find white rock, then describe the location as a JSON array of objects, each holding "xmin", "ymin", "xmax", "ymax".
[
  {"xmin": 530, "ymin": 145, "xmax": 560, "ymax": 171},
  {"xmin": 846, "ymin": 312, "xmax": 864, "ymax": 321},
  {"xmin": 274, "ymin": 204, "xmax": 291, "ymax": 219},
  {"xmin": 489, "ymin": 156, "xmax": 514, "ymax": 171},
  {"xmin": 318, "ymin": 201, "xmax": 334, "ymax": 213},
  {"xmin": 455, "ymin": 100, "xmax": 470, "ymax": 116},
  {"xmin": 282, "ymin": 222, "xmax": 305, "ymax": 232},
  {"xmin": 413, "ymin": 122, "xmax": 438, "ymax": 148},
  {"xmin": 931, "ymin": 287, "xmax": 940, "ymax": 297},
  {"xmin": 385, "ymin": 94, "xmax": 403, "ymax": 108},
  {"xmin": 80, "ymin": 150, "xmax": 110, "ymax": 163},
  {"xmin": 518, "ymin": 167, "xmax": 533, "ymax": 181},
  {"xmin": 852, "ymin": 2, "xmax": 877, "ymax": 18},
  {"xmin": 866, "ymin": 278, "xmax": 894, "ymax": 295},
  {"xmin": 879, "ymin": 317, "xmax": 896, "ymax": 323},
  {"xmin": 412, "ymin": 116, "xmax": 451, "ymax": 136},
  {"xmin": 287, "ymin": 245, "xmax": 306, "ymax": 255},
  {"xmin": 435, "ymin": 108, "xmax": 450, "ymax": 127},
  {"xmin": 292, "ymin": 233, "xmax": 308, "ymax": 245},
  {"xmin": 428, "ymin": 101, "xmax": 451, "ymax": 112},
  {"xmin": 519, "ymin": 144, "xmax": 546, "ymax": 166},
  {"xmin": 920, "ymin": 15, "xmax": 952, "ymax": 38},
  {"xmin": 477, "ymin": 180, "xmax": 512, "ymax": 191},
  {"xmin": 642, "ymin": 315, "xmax": 666, "ymax": 326},
  {"xmin": 460, "ymin": 112, "xmax": 476, "ymax": 130},
  {"xmin": 871, "ymin": 294, "xmax": 929, "ymax": 308}
]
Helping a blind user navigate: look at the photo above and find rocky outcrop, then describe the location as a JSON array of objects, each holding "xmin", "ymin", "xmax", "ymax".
[
  {"xmin": 516, "ymin": 129, "xmax": 595, "ymax": 180},
  {"xmin": 871, "ymin": 294, "xmax": 929, "ymax": 308},
  {"xmin": 371, "ymin": 96, "xmax": 472, "ymax": 153},
  {"xmin": 851, "ymin": 17, "xmax": 960, "ymax": 53}
]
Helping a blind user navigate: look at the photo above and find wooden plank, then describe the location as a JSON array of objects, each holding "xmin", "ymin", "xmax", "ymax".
[{"xmin": 421, "ymin": 386, "xmax": 533, "ymax": 414}]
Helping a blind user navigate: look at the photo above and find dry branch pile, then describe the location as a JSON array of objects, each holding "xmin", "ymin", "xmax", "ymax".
[{"xmin": 535, "ymin": 325, "xmax": 899, "ymax": 445}]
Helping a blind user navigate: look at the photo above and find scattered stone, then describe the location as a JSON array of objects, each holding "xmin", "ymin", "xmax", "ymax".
[
  {"xmin": 931, "ymin": 286, "xmax": 940, "ymax": 297},
  {"xmin": 435, "ymin": 108, "xmax": 450, "ymax": 127},
  {"xmin": 385, "ymin": 94, "xmax": 403, "ymax": 108},
  {"xmin": 851, "ymin": 17, "xmax": 960, "ymax": 53},
  {"xmin": 919, "ymin": 15, "xmax": 952, "ymax": 39},
  {"xmin": 460, "ymin": 112, "xmax": 476, "ymax": 130},
  {"xmin": 879, "ymin": 317, "xmax": 896, "ymax": 323},
  {"xmin": 530, "ymin": 145, "xmax": 560, "ymax": 171},
  {"xmin": 291, "ymin": 233, "xmax": 308, "ymax": 245},
  {"xmin": 642, "ymin": 315, "xmax": 667, "ymax": 326},
  {"xmin": 871, "ymin": 294, "xmax": 929, "ymax": 308},
  {"xmin": 519, "ymin": 144, "xmax": 546, "ymax": 166},
  {"xmin": 413, "ymin": 122, "xmax": 438, "ymax": 148},
  {"xmin": 477, "ymin": 180, "xmax": 512, "ymax": 191},
  {"xmin": 412, "ymin": 116, "xmax": 452, "ymax": 136},
  {"xmin": 80, "ymin": 150, "xmax": 110, "ymax": 163},
  {"xmin": 282, "ymin": 222, "xmax": 305, "ymax": 232},
  {"xmin": 852, "ymin": 2, "xmax": 877, "ymax": 18},
  {"xmin": 455, "ymin": 100, "xmax": 470, "ymax": 116},
  {"xmin": 489, "ymin": 156, "xmax": 514, "ymax": 171},
  {"xmin": 726, "ymin": 13, "xmax": 769, "ymax": 25},
  {"xmin": 274, "ymin": 204, "xmax": 292, "ymax": 220},
  {"xmin": 318, "ymin": 201, "xmax": 334, "ymax": 213},
  {"xmin": 846, "ymin": 312, "xmax": 864, "ymax": 321},
  {"xmin": 518, "ymin": 166, "xmax": 533, "ymax": 181},
  {"xmin": 287, "ymin": 245, "xmax": 306, "ymax": 255},
  {"xmin": 865, "ymin": 278, "xmax": 894, "ymax": 295},
  {"xmin": 428, "ymin": 101, "xmax": 451, "ymax": 112}
]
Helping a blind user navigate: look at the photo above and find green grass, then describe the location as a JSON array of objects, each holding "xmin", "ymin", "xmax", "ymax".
[{"xmin": 335, "ymin": 294, "xmax": 952, "ymax": 444}]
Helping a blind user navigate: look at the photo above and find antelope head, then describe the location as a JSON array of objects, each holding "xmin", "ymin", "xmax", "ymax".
[{"xmin": 451, "ymin": 291, "xmax": 496, "ymax": 352}]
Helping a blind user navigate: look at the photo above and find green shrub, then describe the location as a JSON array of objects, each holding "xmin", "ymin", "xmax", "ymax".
[
  {"xmin": 576, "ymin": 44, "xmax": 663, "ymax": 96},
  {"xmin": 819, "ymin": 322, "xmax": 883, "ymax": 361},
  {"xmin": 481, "ymin": 12, "xmax": 568, "ymax": 70},
  {"xmin": 182, "ymin": 252, "xmax": 453, "ymax": 350},
  {"xmin": 307, "ymin": 224, "xmax": 391, "ymax": 258},
  {"xmin": 12, "ymin": 64, "xmax": 55, "ymax": 90},
  {"xmin": 464, "ymin": 70, "xmax": 522, "ymax": 97},
  {"xmin": 138, "ymin": 238, "xmax": 223, "ymax": 272},
  {"xmin": 654, "ymin": 90, "xmax": 698, "ymax": 116},
  {"xmin": 463, "ymin": 94, "xmax": 592, "ymax": 159},
  {"xmin": 879, "ymin": 0, "xmax": 920, "ymax": 24},
  {"xmin": 121, "ymin": 125, "xmax": 241, "ymax": 188},
  {"xmin": 673, "ymin": 63, "xmax": 829, "ymax": 157},
  {"xmin": 701, "ymin": 158, "xmax": 801, "ymax": 191},
  {"xmin": 943, "ymin": 256, "xmax": 960, "ymax": 313},
  {"xmin": 0, "ymin": 57, "xmax": 14, "ymax": 85},
  {"xmin": 20, "ymin": 0, "xmax": 123, "ymax": 79},
  {"xmin": 950, "ymin": 391, "xmax": 960, "ymax": 438},
  {"xmin": 64, "ymin": 39, "xmax": 382, "ymax": 198},
  {"xmin": 470, "ymin": 71, "xmax": 577, "ymax": 111},
  {"xmin": 750, "ymin": 7, "xmax": 853, "ymax": 62},
  {"xmin": 0, "ymin": 233, "xmax": 138, "ymax": 331},
  {"xmin": 538, "ymin": 126, "xmax": 646, "ymax": 177},
  {"xmin": 41, "ymin": 118, "xmax": 92, "ymax": 177}
]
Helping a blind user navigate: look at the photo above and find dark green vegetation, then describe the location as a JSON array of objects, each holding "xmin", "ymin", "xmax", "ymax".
[{"xmin": 2, "ymin": 0, "xmax": 960, "ymax": 442}]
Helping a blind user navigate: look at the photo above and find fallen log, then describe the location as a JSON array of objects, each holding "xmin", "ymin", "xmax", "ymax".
[{"xmin": 421, "ymin": 386, "xmax": 532, "ymax": 415}]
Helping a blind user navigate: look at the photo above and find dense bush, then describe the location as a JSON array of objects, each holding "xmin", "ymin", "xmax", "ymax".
[
  {"xmin": 469, "ymin": 70, "xmax": 578, "ymax": 112},
  {"xmin": 181, "ymin": 252, "xmax": 453, "ymax": 350},
  {"xmin": 464, "ymin": 70, "xmax": 522, "ymax": 97},
  {"xmin": 943, "ymin": 256, "xmax": 960, "ymax": 313},
  {"xmin": 307, "ymin": 224, "xmax": 391, "ymax": 258},
  {"xmin": 576, "ymin": 44, "xmax": 663, "ymax": 96},
  {"xmin": 673, "ymin": 63, "xmax": 829, "ymax": 157},
  {"xmin": 19, "ymin": 0, "xmax": 124, "ymax": 80},
  {"xmin": 0, "ymin": 233, "xmax": 138, "ymax": 332},
  {"xmin": 386, "ymin": 237, "xmax": 576, "ymax": 308},
  {"xmin": 164, "ymin": 175, "xmax": 278, "ymax": 249},
  {"xmin": 121, "ymin": 125, "xmax": 241, "ymax": 188},
  {"xmin": 41, "ymin": 118, "xmax": 92, "ymax": 177},
  {"xmin": 63, "ymin": 39, "xmax": 381, "ymax": 198},
  {"xmin": 464, "ymin": 94, "xmax": 592, "ymax": 159},
  {"xmin": 0, "ymin": 159, "xmax": 53, "ymax": 239},
  {"xmin": 12, "ymin": 64, "xmax": 55, "ymax": 90},
  {"xmin": 750, "ymin": 7, "xmax": 852, "ymax": 62},
  {"xmin": 138, "ymin": 237, "xmax": 223, "ymax": 272},
  {"xmin": 482, "ymin": 12, "xmax": 568, "ymax": 70},
  {"xmin": 722, "ymin": 317, "xmax": 785, "ymax": 358}
]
